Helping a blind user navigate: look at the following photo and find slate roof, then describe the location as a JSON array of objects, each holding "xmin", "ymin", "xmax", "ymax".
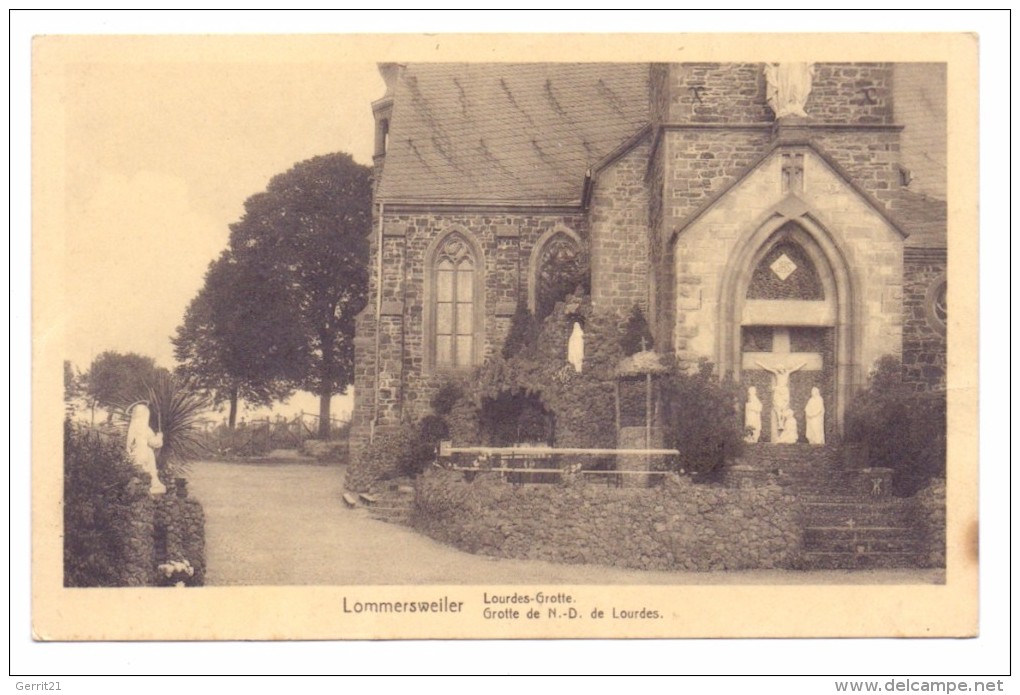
[
  {"xmin": 376, "ymin": 63, "xmax": 650, "ymax": 205},
  {"xmin": 890, "ymin": 188, "xmax": 947, "ymax": 249}
]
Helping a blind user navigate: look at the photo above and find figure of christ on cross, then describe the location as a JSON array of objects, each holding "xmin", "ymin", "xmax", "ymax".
[
  {"xmin": 742, "ymin": 327, "xmax": 823, "ymax": 443},
  {"xmin": 756, "ymin": 360, "xmax": 806, "ymax": 443}
]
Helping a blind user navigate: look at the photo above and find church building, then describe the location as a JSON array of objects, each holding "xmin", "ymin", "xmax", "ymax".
[{"xmin": 350, "ymin": 62, "xmax": 947, "ymax": 454}]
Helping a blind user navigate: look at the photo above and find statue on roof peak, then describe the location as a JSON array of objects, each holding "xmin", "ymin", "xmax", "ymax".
[{"xmin": 764, "ymin": 63, "xmax": 815, "ymax": 119}]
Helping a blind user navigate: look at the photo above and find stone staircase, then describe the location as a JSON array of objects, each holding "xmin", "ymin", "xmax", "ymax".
[
  {"xmin": 354, "ymin": 482, "xmax": 416, "ymax": 525},
  {"xmin": 798, "ymin": 495, "xmax": 920, "ymax": 569},
  {"xmin": 729, "ymin": 444, "xmax": 923, "ymax": 569}
]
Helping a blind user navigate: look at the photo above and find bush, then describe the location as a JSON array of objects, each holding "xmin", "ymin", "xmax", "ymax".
[
  {"xmin": 345, "ymin": 423, "xmax": 416, "ymax": 491},
  {"xmin": 845, "ymin": 356, "xmax": 946, "ymax": 496},
  {"xmin": 620, "ymin": 304, "xmax": 654, "ymax": 356},
  {"xmin": 345, "ymin": 416, "xmax": 446, "ymax": 490},
  {"xmin": 430, "ymin": 380, "xmax": 464, "ymax": 417},
  {"xmin": 64, "ymin": 420, "xmax": 154, "ymax": 587},
  {"xmin": 660, "ymin": 359, "xmax": 745, "ymax": 478},
  {"xmin": 414, "ymin": 414, "xmax": 450, "ymax": 475}
]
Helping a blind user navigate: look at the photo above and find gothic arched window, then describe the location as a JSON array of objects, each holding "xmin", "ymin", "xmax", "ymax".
[
  {"xmin": 430, "ymin": 232, "xmax": 482, "ymax": 369},
  {"xmin": 530, "ymin": 228, "xmax": 587, "ymax": 322}
]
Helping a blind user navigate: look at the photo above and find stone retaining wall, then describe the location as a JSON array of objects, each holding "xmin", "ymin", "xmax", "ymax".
[
  {"xmin": 154, "ymin": 490, "xmax": 207, "ymax": 586},
  {"xmin": 413, "ymin": 468, "xmax": 801, "ymax": 572},
  {"xmin": 120, "ymin": 491, "xmax": 158, "ymax": 587},
  {"xmin": 911, "ymin": 477, "xmax": 946, "ymax": 568},
  {"xmin": 115, "ymin": 486, "xmax": 206, "ymax": 587}
]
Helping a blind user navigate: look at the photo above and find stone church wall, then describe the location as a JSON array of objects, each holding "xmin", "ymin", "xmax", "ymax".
[
  {"xmin": 664, "ymin": 63, "xmax": 773, "ymax": 124},
  {"xmin": 657, "ymin": 62, "xmax": 895, "ymax": 127},
  {"xmin": 809, "ymin": 129, "xmax": 902, "ymax": 206},
  {"xmin": 351, "ymin": 209, "xmax": 588, "ymax": 455},
  {"xmin": 351, "ymin": 62, "xmax": 934, "ymax": 456},
  {"xmin": 658, "ymin": 62, "xmax": 893, "ymax": 126},
  {"xmin": 807, "ymin": 63, "xmax": 895, "ymax": 125},
  {"xmin": 589, "ymin": 139, "xmax": 651, "ymax": 315},
  {"xmin": 664, "ymin": 129, "xmax": 772, "ymax": 232}
]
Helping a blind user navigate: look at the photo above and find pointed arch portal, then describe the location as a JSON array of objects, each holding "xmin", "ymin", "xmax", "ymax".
[{"xmin": 719, "ymin": 214, "xmax": 859, "ymax": 438}]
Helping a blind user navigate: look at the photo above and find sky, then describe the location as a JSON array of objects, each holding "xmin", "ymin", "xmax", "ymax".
[{"xmin": 56, "ymin": 41, "xmax": 383, "ymax": 417}]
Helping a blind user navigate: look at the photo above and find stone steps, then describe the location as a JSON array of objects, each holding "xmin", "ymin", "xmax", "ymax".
[
  {"xmin": 800, "ymin": 499, "xmax": 911, "ymax": 527},
  {"xmin": 729, "ymin": 444, "xmax": 849, "ymax": 495},
  {"xmin": 733, "ymin": 445, "xmax": 924, "ymax": 568},
  {"xmin": 340, "ymin": 480, "xmax": 415, "ymax": 524},
  {"xmin": 799, "ymin": 495, "xmax": 920, "ymax": 568},
  {"xmin": 365, "ymin": 483, "xmax": 415, "ymax": 525},
  {"xmin": 803, "ymin": 526, "xmax": 920, "ymax": 554},
  {"xmin": 800, "ymin": 550, "xmax": 923, "ymax": 570}
]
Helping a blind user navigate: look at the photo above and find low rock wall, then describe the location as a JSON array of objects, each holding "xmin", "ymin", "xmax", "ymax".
[
  {"xmin": 120, "ymin": 491, "xmax": 158, "ymax": 587},
  {"xmin": 911, "ymin": 478, "xmax": 946, "ymax": 568},
  {"xmin": 413, "ymin": 469, "xmax": 801, "ymax": 572},
  {"xmin": 154, "ymin": 490, "xmax": 207, "ymax": 586},
  {"xmin": 116, "ymin": 486, "xmax": 206, "ymax": 587}
]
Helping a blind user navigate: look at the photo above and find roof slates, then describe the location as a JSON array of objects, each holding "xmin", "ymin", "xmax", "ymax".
[{"xmin": 378, "ymin": 63, "xmax": 649, "ymax": 204}]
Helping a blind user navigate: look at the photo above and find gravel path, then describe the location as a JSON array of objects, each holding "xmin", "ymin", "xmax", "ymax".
[{"xmin": 188, "ymin": 460, "xmax": 943, "ymax": 586}]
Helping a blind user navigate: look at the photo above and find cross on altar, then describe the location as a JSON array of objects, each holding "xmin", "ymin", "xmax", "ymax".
[{"xmin": 742, "ymin": 327, "xmax": 822, "ymax": 442}]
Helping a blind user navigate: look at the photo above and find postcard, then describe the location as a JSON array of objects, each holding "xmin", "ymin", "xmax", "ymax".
[{"xmin": 32, "ymin": 31, "xmax": 978, "ymax": 642}]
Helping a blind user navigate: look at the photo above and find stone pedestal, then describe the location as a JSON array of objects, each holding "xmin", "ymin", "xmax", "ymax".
[{"xmin": 616, "ymin": 426, "xmax": 663, "ymax": 488}]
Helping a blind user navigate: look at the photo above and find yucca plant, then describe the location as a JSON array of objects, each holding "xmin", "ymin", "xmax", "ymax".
[{"xmin": 144, "ymin": 371, "xmax": 212, "ymax": 483}]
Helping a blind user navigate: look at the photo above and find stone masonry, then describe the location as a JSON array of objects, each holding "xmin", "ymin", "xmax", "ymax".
[
  {"xmin": 589, "ymin": 139, "xmax": 651, "ymax": 315},
  {"xmin": 902, "ymin": 248, "xmax": 947, "ymax": 391},
  {"xmin": 352, "ymin": 62, "xmax": 944, "ymax": 455}
]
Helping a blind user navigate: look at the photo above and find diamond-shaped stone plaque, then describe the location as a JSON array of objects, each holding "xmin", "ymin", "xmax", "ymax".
[{"xmin": 770, "ymin": 253, "xmax": 797, "ymax": 281}]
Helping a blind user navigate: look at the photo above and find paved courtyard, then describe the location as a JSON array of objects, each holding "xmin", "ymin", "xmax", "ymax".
[{"xmin": 187, "ymin": 460, "xmax": 944, "ymax": 586}]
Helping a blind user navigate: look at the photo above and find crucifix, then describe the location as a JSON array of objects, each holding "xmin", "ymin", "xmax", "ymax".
[
  {"xmin": 742, "ymin": 327, "xmax": 822, "ymax": 442},
  {"xmin": 781, "ymin": 153, "xmax": 804, "ymax": 193}
]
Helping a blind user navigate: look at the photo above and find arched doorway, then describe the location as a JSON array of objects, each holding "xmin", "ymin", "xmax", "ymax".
[{"xmin": 719, "ymin": 217, "xmax": 858, "ymax": 439}]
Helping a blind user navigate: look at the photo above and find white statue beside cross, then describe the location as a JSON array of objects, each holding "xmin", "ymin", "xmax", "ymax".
[{"xmin": 743, "ymin": 326, "xmax": 822, "ymax": 443}]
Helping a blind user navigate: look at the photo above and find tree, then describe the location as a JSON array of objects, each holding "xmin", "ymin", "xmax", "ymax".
[
  {"xmin": 177, "ymin": 152, "xmax": 371, "ymax": 437},
  {"xmin": 501, "ymin": 299, "xmax": 540, "ymax": 359},
  {"xmin": 660, "ymin": 360, "xmax": 745, "ymax": 478},
  {"xmin": 173, "ymin": 251, "xmax": 300, "ymax": 428},
  {"xmin": 845, "ymin": 356, "xmax": 946, "ymax": 496},
  {"xmin": 83, "ymin": 351, "xmax": 160, "ymax": 422},
  {"xmin": 620, "ymin": 304, "xmax": 654, "ymax": 356}
]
